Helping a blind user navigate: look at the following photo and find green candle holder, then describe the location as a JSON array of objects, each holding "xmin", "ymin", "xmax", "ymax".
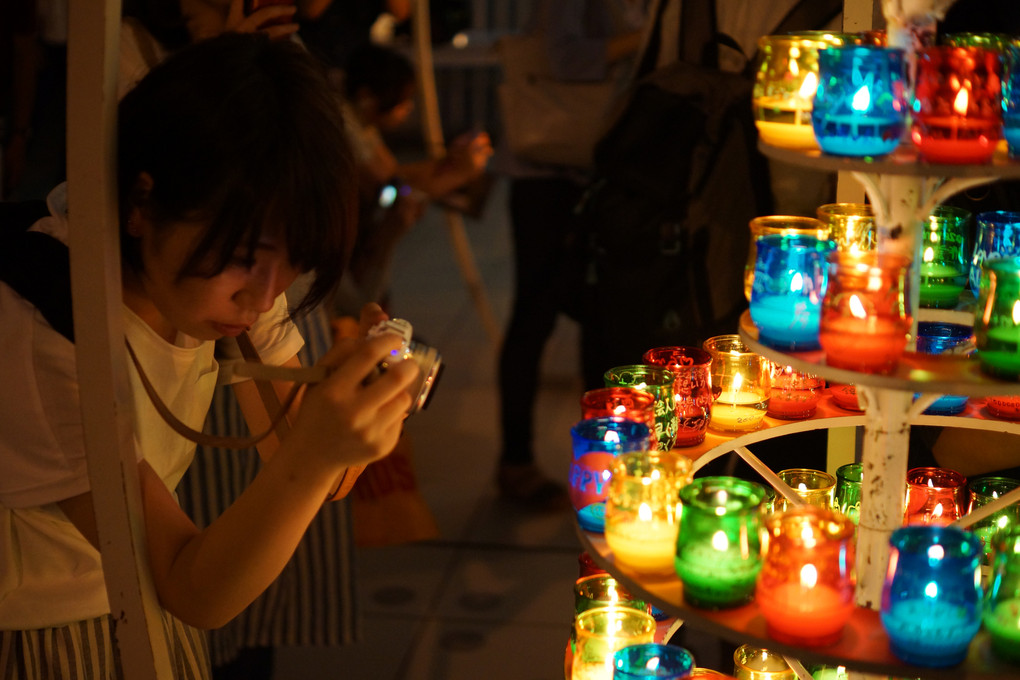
[
  {"xmin": 834, "ymin": 462, "xmax": 863, "ymax": 526},
  {"xmin": 968, "ymin": 476, "xmax": 1020, "ymax": 565},
  {"xmin": 676, "ymin": 477, "xmax": 766, "ymax": 609},
  {"xmin": 984, "ymin": 528, "xmax": 1020, "ymax": 664},
  {"xmin": 919, "ymin": 205, "xmax": 970, "ymax": 309},
  {"xmin": 975, "ymin": 256, "xmax": 1020, "ymax": 380},
  {"xmin": 604, "ymin": 365, "xmax": 678, "ymax": 451}
]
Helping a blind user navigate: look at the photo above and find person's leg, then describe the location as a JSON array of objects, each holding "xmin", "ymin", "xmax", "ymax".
[{"xmin": 497, "ymin": 176, "xmax": 582, "ymax": 508}]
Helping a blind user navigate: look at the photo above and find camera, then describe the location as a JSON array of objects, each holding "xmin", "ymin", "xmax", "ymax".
[{"xmin": 366, "ymin": 318, "xmax": 442, "ymax": 415}]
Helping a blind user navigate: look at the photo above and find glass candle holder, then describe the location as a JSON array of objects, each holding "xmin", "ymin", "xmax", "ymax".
[
  {"xmin": 690, "ymin": 670, "xmax": 740, "ymax": 680},
  {"xmin": 983, "ymin": 528, "xmax": 1020, "ymax": 663},
  {"xmin": 968, "ymin": 476, "xmax": 1020, "ymax": 563},
  {"xmin": 880, "ymin": 525, "xmax": 983, "ymax": 667},
  {"xmin": 971, "ymin": 211, "xmax": 1020, "ymax": 295},
  {"xmin": 753, "ymin": 35, "xmax": 846, "ymax": 150},
  {"xmin": 828, "ymin": 383, "xmax": 863, "ymax": 411},
  {"xmin": 806, "ymin": 666, "xmax": 849, "ymax": 680},
  {"xmin": 919, "ymin": 205, "xmax": 971, "ymax": 309},
  {"xmin": 612, "ymin": 644, "xmax": 695, "ymax": 680},
  {"xmin": 749, "ymin": 234, "xmax": 836, "ymax": 351},
  {"xmin": 819, "ymin": 251, "xmax": 912, "ymax": 374},
  {"xmin": 775, "ymin": 468, "xmax": 837, "ymax": 511},
  {"xmin": 568, "ymin": 574, "xmax": 652, "ymax": 679},
  {"xmin": 573, "ymin": 606, "xmax": 656, "ymax": 680},
  {"xmin": 604, "ymin": 366, "xmax": 678, "ymax": 451},
  {"xmin": 582, "ymin": 387, "xmax": 659, "ymax": 451},
  {"xmin": 578, "ymin": 551, "xmax": 608, "ymax": 579},
  {"xmin": 756, "ymin": 506, "xmax": 856, "ymax": 646},
  {"xmin": 570, "ymin": 417, "xmax": 652, "ymax": 533},
  {"xmin": 986, "ymin": 394, "xmax": 1020, "ymax": 420},
  {"xmin": 605, "ymin": 451, "xmax": 692, "ymax": 575},
  {"xmin": 1005, "ymin": 44, "xmax": 1020, "ymax": 157},
  {"xmin": 642, "ymin": 346, "xmax": 713, "ymax": 447},
  {"xmin": 911, "ymin": 46, "xmax": 1004, "ymax": 164},
  {"xmin": 975, "ymin": 256, "xmax": 1020, "ymax": 380},
  {"xmin": 811, "ymin": 45, "xmax": 907, "ymax": 157},
  {"xmin": 744, "ymin": 215, "xmax": 830, "ymax": 301},
  {"xmin": 913, "ymin": 321, "xmax": 973, "ymax": 415},
  {"xmin": 702, "ymin": 335, "xmax": 770, "ymax": 433},
  {"xmin": 766, "ymin": 363, "xmax": 824, "ymax": 420},
  {"xmin": 834, "ymin": 462, "xmax": 863, "ymax": 525},
  {"xmin": 816, "ymin": 203, "xmax": 876, "ymax": 254},
  {"xmin": 943, "ymin": 32, "xmax": 1014, "ymax": 50},
  {"xmin": 903, "ymin": 466, "xmax": 968, "ymax": 526},
  {"xmin": 732, "ymin": 645, "xmax": 795, "ymax": 680},
  {"xmin": 675, "ymin": 476, "xmax": 767, "ymax": 609}
]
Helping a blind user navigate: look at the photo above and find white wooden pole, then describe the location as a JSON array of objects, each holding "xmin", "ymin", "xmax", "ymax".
[{"xmin": 66, "ymin": 2, "xmax": 173, "ymax": 677}]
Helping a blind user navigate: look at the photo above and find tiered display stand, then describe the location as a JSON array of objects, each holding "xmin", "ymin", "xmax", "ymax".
[{"xmin": 578, "ymin": 22, "xmax": 1020, "ymax": 680}]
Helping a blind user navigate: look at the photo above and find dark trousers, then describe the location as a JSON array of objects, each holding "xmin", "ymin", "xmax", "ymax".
[{"xmin": 498, "ymin": 177, "xmax": 586, "ymax": 464}]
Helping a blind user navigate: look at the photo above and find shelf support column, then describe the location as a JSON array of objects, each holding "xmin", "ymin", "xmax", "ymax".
[{"xmin": 854, "ymin": 387, "xmax": 912, "ymax": 609}]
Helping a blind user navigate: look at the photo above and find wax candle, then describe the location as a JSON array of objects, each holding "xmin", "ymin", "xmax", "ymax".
[
  {"xmin": 809, "ymin": 667, "xmax": 848, "ymax": 680},
  {"xmin": 818, "ymin": 316, "xmax": 908, "ymax": 373},
  {"xmin": 756, "ymin": 581, "xmax": 854, "ymax": 645},
  {"xmin": 828, "ymin": 383, "xmax": 862, "ymax": 411},
  {"xmin": 984, "ymin": 598, "xmax": 1020, "ymax": 662},
  {"xmin": 732, "ymin": 645, "xmax": 795, "ymax": 680},
  {"xmin": 987, "ymin": 395, "xmax": 1020, "ymax": 420},
  {"xmin": 882, "ymin": 598, "xmax": 981, "ymax": 666},
  {"xmin": 919, "ymin": 262, "xmax": 966, "ymax": 308},
  {"xmin": 606, "ymin": 518, "xmax": 679, "ymax": 575},
  {"xmin": 979, "ymin": 325, "xmax": 1020, "ymax": 377},
  {"xmin": 751, "ymin": 296, "xmax": 822, "ymax": 349},
  {"xmin": 710, "ymin": 391, "xmax": 768, "ymax": 432},
  {"xmin": 612, "ymin": 644, "xmax": 695, "ymax": 680},
  {"xmin": 754, "ymin": 107, "xmax": 818, "ymax": 150},
  {"xmin": 912, "ymin": 116, "xmax": 1000, "ymax": 163},
  {"xmin": 676, "ymin": 542, "xmax": 762, "ymax": 609},
  {"xmin": 767, "ymin": 366, "xmax": 824, "ymax": 420}
]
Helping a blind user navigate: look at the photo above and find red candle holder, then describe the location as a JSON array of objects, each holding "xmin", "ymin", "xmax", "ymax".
[
  {"xmin": 767, "ymin": 364, "xmax": 824, "ymax": 419},
  {"xmin": 904, "ymin": 466, "xmax": 968, "ymax": 526},
  {"xmin": 829, "ymin": 383, "xmax": 863, "ymax": 411},
  {"xmin": 581, "ymin": 387, "xmax": 659, "ymax": 451},
  {"xmin": 756, "ymin": 506, "xmax": 856, "ymax": 646},
  {"xmin": 642, "ymin": 346, "xmax": 713, "ymax": 446},
  {"xmin": 818, "ymin": 251, "xmax": 912, "ymax": 374},
  {"xmin": 911, "ymin": 46, "xmax": 1003, "ymax": 164},
  {"xmin": 986, "ymin": 395, "xmax": 1020, "ymax": 420}
]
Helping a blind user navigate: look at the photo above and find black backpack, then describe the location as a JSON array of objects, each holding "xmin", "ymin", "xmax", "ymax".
[
  {"xmin": 573, "ymin": 0, "xmax": 841, "ymax": 387},
  {"xmin": 0, "ymin": 199, "xmax": 74, "ymax": 342}
]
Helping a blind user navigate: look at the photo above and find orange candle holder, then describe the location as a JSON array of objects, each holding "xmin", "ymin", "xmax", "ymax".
[
  {"xmin": 819, "ymin": 251, "xmax": 912, "ymax": 374},
  {"xmin": 904, "ymin": 466, "xmax": 968, "ymax": 526},
  {"xmin": 766, "ymin": 364, "xmax": 824, "ymax": 419},
  {"xmin": 756, "ymin": 506, "xmax": 856, "ymax": 646}
]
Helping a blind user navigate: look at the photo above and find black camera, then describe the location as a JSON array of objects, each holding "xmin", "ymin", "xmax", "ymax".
[{"xmin": 366, "ymin": 319, "xmax": 442, "ymax": 415}]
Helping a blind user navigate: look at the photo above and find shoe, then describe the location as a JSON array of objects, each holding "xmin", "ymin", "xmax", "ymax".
[{"xmin": 497, "ymin": 463, "xmax": 571, "ymax": 513}]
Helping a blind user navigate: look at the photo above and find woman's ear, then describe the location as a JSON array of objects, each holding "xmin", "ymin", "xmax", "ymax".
[{"xmin": 126, "ymin": 172, "xmax": 155, "ymax": 237}]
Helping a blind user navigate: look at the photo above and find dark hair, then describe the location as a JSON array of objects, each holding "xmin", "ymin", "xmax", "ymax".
[
  {"xmin": 117, "ymin": 32, "xmax": 357, "ymax": 316},
  {"xmin": 343, "ymin": 44, "xmax": 416, "ymax": 114}
]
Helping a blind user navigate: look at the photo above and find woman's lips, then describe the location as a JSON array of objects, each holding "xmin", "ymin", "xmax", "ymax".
[{"xmin": 213, "ymin": 322, "xmax": 249, "ymax": 337}]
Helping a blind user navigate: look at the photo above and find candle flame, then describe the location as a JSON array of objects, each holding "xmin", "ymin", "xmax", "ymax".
[
  {"xmin": 928, "ymin": 479, "xmax": 935, "ymax": 488},
  {"xmin": 790, "ymin": 272, "xmax": 804, "ymax": 293},
  {"xmin": 732, "ymin": 372, "xmax": 743, "ymax": 393},
  {"xmin": 851, "ymin": 85, "xmax": 870, "ymax": 111},
  {"xmin": 1013, "ymin": 300, "xmax": 1020, "ymax": 325},
  {"xmin": 645, "ymin": 658, "xmax": 661, "ymax": 672},
  {"xmin": 800, "ymin": 563, "xmax": 819, "ymax": 589},
  {"xmin": 848, "ymin": 294, "xmax": 868, "ymax": 320},
  {"xmin": 923, "ymin": 246, "xmax": 935, "ymax": 263},
  {"xmin": 928, "ymin": 545, "xmax": 945, "ymax": 561},
  {"xmin": 612, "ymin": 404, "xmax": 626, "ymax": 416},
  {"xmin": 711, "ymin": 530, "xmax": 729, "ymax": 551},
  {"xmin": 799, "ymin": 71, "xmax": 818, "ymax": 99},
  {"xmin": 638, "ymin": 503, "xmax": 652, "ymax": 522},
  {"xmin": 924, "ymin": 581, "xmax": 939, "ymax": 598},
  {"xmin": 604, "ymin": 431, "xmax": 620, "ymax": 445},
  {"xmin": 953, "ymin": 88, "xmax": 969, "ymax": 116},
  {"xmin": 932, "ymin": 502, "xmax": 943, "ymax": 518}
]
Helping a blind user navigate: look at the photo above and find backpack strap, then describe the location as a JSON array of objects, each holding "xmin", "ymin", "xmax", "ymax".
[{"xmin": 0, "ymin": 200, "xmax": 74, "ymax": 342}]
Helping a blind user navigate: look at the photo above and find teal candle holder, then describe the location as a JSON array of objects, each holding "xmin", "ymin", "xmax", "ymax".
[
  {"xmin": 984, "ymin": 528, "xmax": 1020, "ymax": 664},
  {"xmin": 1005, "ymin": 44, "xmax": 1020, "ymax": 157},
  {"xmin": 971, "ymin": 211, "xmax": 1020, "ymax": 295},
  {"xmin": 612, "ymin": 643, "xmax": 695, "ymax": 679},
  {"xmin": 749, "ymin": 234, "xmax": 836, "ymax": 350},
  {"xmin": 880, "ymin": 525, "xmax": 983, "ymax": 667},
  {"xmin": 676, "ymin": 477, "xmax": 766, "ymax": 609},
  {"xmin": 919, "ymin": 205, "xmax": 971, "ymax": 309},
  {"xmin": 811, "ymin": 45, "xmax": 907, "ymax": 157},
  {"xmin": 975, "ymin": 256, "xmax": 1020, "ymax": 380},
  {"xmin": 569, "ymin": 417, "xmax": 651, "ymax": 533}
]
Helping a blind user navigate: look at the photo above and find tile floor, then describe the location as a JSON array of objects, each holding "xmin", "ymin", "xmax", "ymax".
[{"xmin": 272, "ymin": 177, "xmax": 594, "ymax": 680}]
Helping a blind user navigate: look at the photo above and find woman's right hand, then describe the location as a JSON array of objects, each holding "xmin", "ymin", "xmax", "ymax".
[
  {"xmin": 290, "ymin": 312, "xmax": 419, "ymax": 471},
  {"xmin": 183, "ymin": 0, "xmax": 299, "ymax": 42}
]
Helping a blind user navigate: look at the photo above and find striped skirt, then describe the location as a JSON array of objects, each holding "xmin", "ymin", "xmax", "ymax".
[
  {"xmin": 177, "ymin": 305, "xmax": 358, "ymax": 667},
  {"xmin": 0, "ymin": 611, "xmax": 210, "ymax": 680}
]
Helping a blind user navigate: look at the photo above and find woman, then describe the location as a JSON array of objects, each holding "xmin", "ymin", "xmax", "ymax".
[{"xmin": 0, "ymin": 33, "xmax": 416, "ymax": 678}]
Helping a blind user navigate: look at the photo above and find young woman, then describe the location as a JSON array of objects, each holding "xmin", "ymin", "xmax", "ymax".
[{"xmin": 0, "ymin": 33, "xmax": 417, "ymax": 678}]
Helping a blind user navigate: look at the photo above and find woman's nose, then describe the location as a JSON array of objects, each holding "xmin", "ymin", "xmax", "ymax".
[{"xmin": 237, "ymin": 263, "xmax": 290, "ymax": 313}]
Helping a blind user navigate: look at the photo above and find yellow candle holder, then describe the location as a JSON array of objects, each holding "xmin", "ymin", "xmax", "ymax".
[
  {"xmin": 702, "ymin": 335, "xmax": 770, "ymax": 432},
  {"xmin": 732, "ymin": 644, "xmax": 795, "ymax": 680},
  {"xmin": 604, "ymin": 451, "xmax": 693, "ymax": 575},
  {"xmin": 752, "ymin": 34, "xmax": 849, "ymax": 150},
  {"xmin": 743, "ymin": 215, "xmax": 830, "ymax": 301},
  {"xmin": 572, "ymin": 606, "xmax": 655, "ymax": 680},
  {"xmin": 816, "ymin": 203, "xmax": 877, "ymax": 254},
  {"xmin": 776, "ymin": 468, "xmax": 837, "ymax": 511}
]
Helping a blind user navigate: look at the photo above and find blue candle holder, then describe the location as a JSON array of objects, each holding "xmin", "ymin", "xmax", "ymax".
[
  {"xmin": 749, "ymin": 234, "xmax": 835, "ymax": 351},
  {"xmin": 880, "ymin": 525, "xmax": 983, "ymax": 667},
  {"xmin": 569, "ymin": 417, "xmax": 651, "ymax": 533},
  {"xmin": 971, "ymin": 211, "xmax": 1020, "ymax": 295},
  {"xmin": 913, "ymin": 322, "xmax": 973, "ymax": 415},
  {"xmin": 812, "ymin": 46, "xmax": 907, "ymax": 157},
  {"xmin": 1005, "ymin": 44, "xmax": 1020, "ymax": 157},
  {"xmin": 612, "ymin": 643, "xmax": 695, "ymax": 679}
]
